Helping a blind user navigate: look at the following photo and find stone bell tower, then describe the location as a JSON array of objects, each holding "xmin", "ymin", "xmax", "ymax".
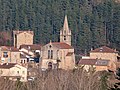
[{"xmin": 60, "ymin": 15, "xmax": 71, "ymax": 46}]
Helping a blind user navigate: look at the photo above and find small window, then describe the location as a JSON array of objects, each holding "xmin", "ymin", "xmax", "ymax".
[
  {"xmin": 51, "ymin": 50, "xmax": 53, "ymax": 59},
  {"xmin": 3, "ymin": 52, "xmax": 8, "ymax": 58},
  {"xmin": 17, "ymin": 71, "xmax": 19, "ymax": 74},
  {"xmin": 48, "ymin": 50, "xmax": 50, "ymax": 59},
  {"xmin": 24, "ymin": 60, "xmax": 25, "ymax": 63},
  {"xmin": 49, "ymin": 45, "xmax": 52, "ymax": 48},
  {"xmin": 64, "ymin": 36, "xmax": 66, "ymax": 40},
  {"xmin": 21, "ymin": 60, "xmax": 23, "ymax": 63}
]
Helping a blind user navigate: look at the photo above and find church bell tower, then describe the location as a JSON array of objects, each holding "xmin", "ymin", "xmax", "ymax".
[{"xmin": 60, "ymin": 15, "xmax": 71, "ymax": 46}]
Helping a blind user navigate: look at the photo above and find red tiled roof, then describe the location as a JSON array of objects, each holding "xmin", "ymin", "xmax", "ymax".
[
  {"xmin": 66, "ymin": 52, "xmax": 73, "ymax": 56},
  {"xmin": 20, "ymin": 44, "xmax": 42, "ymax": 50},
  {"xmin": 1, "ymin": 46, "xmax": 19, "ymax": 52},
  {"xmin": 51, "ymin": 42, "xmax": 73, "ymax": 49},
  {"xmin": 79, "ymin": 59, "xmax": 97, "ymax": 65},
  {"xmin": 0, "ymin": 63, "xmax": 17, "ymax": 69},
  {"xmin": 21, "ymin": 51, "xmax": 31, "ymax": 56},
  {"xmin": 90, "ymin": 46, "xmax": 117, "ymax": 53},
  {"xmin": 0, "ymin": 46, "xmax": 9, "ymax": 51},
  {"xmin": 13, "ymin": 30, "xmax": 34, "ymax": 35}
]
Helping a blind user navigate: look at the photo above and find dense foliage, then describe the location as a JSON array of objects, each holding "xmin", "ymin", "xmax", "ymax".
[{"xmin": 0, "ymin": 0, "xmax": 120, "ymax": 54}]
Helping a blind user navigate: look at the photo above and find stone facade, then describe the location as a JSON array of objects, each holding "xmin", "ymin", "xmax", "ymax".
[
  {"xmin": 41, "ymin": 42, "xmax": 75, "ymax": 70},
  {"xmin": 0, "ymin": 46, "xmax": 20, "ymax": 64},
  {"xmin": 90, "ymin": 46, "xmax": 119, "ymax": 71},
  {"xmin": 0, "ymin": 63, "xmax": 27, "ymax": 82},
  {"xmin": 13, "ymin": 30, "xmax": 34, "ymax": 48}
]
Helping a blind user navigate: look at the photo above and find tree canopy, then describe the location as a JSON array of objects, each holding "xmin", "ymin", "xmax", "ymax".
[{"xmin": 0, "ymin": 0, "xmax": 120, "ymax": 54}]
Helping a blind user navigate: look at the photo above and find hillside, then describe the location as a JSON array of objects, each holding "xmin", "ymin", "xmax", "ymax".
[{"xmin": 0, "ymin": 0, "xmax": 120, "ymax": 54}]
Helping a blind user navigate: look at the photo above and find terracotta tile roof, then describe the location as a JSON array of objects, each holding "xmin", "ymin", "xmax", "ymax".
[
  {"xmin": 90, "ymin": 46, "xmax": 117, "ymax": 53},
  {"xmin": 79, "ymin": 59, "xmax": 97, "ymax": 65},
  {"xmin": 13, "ymin": 30, "xmax": 34, "ymax": 35},
  {"xmin": 0, "ymin": 46, "xmax": 9, "ymax": 51},
  {"xmin": 66, "ymin": 52, "xmax": 73, "ymax": 56},
  {"xmin": 21, "ymin": 51, "xmax": 31, "ymax": 56},
  {"xmin": 0, "ymin": 63, "xmax": 17, "ymax": 69},
  {"xmin": 20, "ymin": 44, "xmax": 42, "ymax": 50},
  {"xmin": 51, "ymin": 42, "xmax": 73, "ymax": 49},
  {"xmin": 0, "ymin": 46, "xmax": 19, "ymax": 52}
]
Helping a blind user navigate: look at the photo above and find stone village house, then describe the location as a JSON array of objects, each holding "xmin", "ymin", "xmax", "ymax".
[{"xmin": 79, "ymin": 46, "xmax": 120, "ymax": 72}]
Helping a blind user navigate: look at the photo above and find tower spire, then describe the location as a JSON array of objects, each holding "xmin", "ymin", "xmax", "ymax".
[{"xmin": 63, "ymin": 15, "xmax": 69, "ymax": 32}]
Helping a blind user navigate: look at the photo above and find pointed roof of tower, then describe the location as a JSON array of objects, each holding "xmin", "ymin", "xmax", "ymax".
[{"xmin": 63, "ymin": 15, "xmax": 69, "ymax": 31}]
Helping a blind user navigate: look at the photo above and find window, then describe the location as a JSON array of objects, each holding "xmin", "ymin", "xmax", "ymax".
[
  {"xmin": 48, "ymin": 62, "xmax": 52, "ymax": 69},
  {"xmin": 3, "ymin": 52, "xmax": 8, "ymax": 58},
  {"xmin": 64, "ymin": 36, "xmax": 66, "ymax": 40},
  {"xmin": 49, "ymin": 45, "xmax": 52, "ymax": 48},
  {"xmin": 48, "ymin": 50, "xmax": 53, "ymax": 59},
  {"xmin": 48, "ymin": 50, "xmax": 50, "ymax": 59},
  {"xmin": 51, "ymin": 50, "xmax": 53, "ymax": 59},
  {"xmin": 15, "ymin": 34, "xmax": 17, "ymax": 47},
  {"xmin": 17, "ymin": 71, "xmax": 19, "ymax": 74},
  {"xmin": 21, "ymin": 60, "xmax": 23, "ymax": 63},
  {"xmin": 24, "ymin": 60, "xmax": 25, "ymax": 63}
]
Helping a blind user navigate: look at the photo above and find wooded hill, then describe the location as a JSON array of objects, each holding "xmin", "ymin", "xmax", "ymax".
[{"xmin": 0, "ymin": 0, "xmax": 120, "ymax": 54}]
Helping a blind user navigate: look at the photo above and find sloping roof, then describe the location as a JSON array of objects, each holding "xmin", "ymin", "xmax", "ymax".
[
  {"xmin": 79, "ymin": 59, "xmax": 97, "ymax": 65},
  {"xmin": 66, "ymin": 52, "xmax": 73, "ymax": 56},
  {"xmin": 51, "ymin": 42, "xmax": 73, "ymax": 49},
  {"xmin": 90, "ymin": 46, "xmax": 117, "ymax": 53},
  {"xmin": 13, "ymin": 30, "xmax": 33, "ymax": 35},
  {"xmin": 0, "ymin": 46, "xmax": 19, "ymax": 52},
  {"xmin": 96, "ymin": 60, "xmax": 110, "ymax": 66},
  {"xmin": 0, "ymin": 63, "xmax": 17, "ymax": 69},
  {"xmin": 0, "ymin": 46, "xmax": 9, "ymax": 51},
  {"xmin": 20, "ymin": 44, "xmax": 42, "ymax": 50},
  {"xmin": 79, "ymin": 59, "xmax": 109, "ymax": 66},
  {"xmin": 21, "ymin": 51, "xmax": 31, "ymax": 56}
]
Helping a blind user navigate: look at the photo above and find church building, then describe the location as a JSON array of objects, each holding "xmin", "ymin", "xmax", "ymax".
[{"xmin": 41, "ymin": 15, "xmax": 75, "ymax": 70}]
